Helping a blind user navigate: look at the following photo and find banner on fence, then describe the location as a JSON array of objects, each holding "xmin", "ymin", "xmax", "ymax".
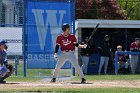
[{"xmin": 26, "ymin": 0, "xmax": 75, "ymax": 69}]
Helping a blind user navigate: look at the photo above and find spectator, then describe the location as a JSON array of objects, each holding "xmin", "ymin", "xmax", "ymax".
[
  {"xmin": 117, "ymin": 45, "xmax": 128, "ymax": 73},
  {"xmin": 80, "ymin": 37, "xmax": 91, "ymax": 75},
  {"xmin": 98, "ymin": 35, "xmax": 111, "ymax": 75},
  {"xmin": 130, "ymin": 38, "xmax": 140, "ymax": 74}
]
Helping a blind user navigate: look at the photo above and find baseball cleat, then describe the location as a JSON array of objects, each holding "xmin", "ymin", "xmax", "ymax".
[
  {"xmin": 0, "ymin": 80, "xmax": 6, "ymax": 84},
  {"xmin": 81, "ymin": 78, "xmax": 86, "ymax": 83},
  {"xmin": 50, "ymin": 78, "xmax": 56, "ymax": 83}
]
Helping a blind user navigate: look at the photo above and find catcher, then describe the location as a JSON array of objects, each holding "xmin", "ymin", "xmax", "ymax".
[{"xmin": 0, "ymin": 40, "xmax": 15, "ymax": 83}]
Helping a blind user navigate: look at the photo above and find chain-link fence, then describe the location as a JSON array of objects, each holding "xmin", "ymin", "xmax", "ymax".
[{"xmin": 0, "ymin": 0, "xmax": 23, "ymax": 27}]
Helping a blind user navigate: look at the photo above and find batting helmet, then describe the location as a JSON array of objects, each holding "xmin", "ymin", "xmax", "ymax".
[{"xmin": 62, "ymin": 23, "xmax": 70, "ymax": 31}]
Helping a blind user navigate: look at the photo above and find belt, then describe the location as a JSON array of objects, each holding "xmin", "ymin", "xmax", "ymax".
[{"xmin": 62, "ymin": 50, "xmax": 74, "ymax": 52}]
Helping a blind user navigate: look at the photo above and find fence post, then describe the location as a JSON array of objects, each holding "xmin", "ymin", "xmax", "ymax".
[
  {"xmin": 15, "ymin": 55, "xmax": 19, "ymax": 76},
  {"xmin": 115, "ymin": 51, "xmax": 118, "ymax": 75}
]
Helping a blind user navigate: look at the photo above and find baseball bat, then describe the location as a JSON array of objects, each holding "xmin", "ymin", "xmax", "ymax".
[{"xmin": 86, "ymin": 23, "xmax": 100, "ymax": 44}]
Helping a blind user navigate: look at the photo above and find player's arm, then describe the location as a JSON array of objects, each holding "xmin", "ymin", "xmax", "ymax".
[
  {"xmin": 73, "ymin": 35, "xmax": 87, "ymax": 48},
  {"xmin": 74, "ymin": 42, "xmax": 87, "ymax": 48},
  {"xmin": 54, "ymin": 43, "xmax": 59, "ymax": 60},
  {"xmin": 54, "ymin": 43, "xmax": 59, "ymax": 53},
  {"xmin": 55, "ymin": 36, "xmax": 60, "ymax": 53}
]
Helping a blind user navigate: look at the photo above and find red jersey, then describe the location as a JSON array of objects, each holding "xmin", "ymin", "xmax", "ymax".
[
  {"xmin": 118, "ymin": 54, "xmax": 125, "ymax": 62},
  {"xmin": 130, "ymin": 42, "xmax": 140, "ymax": 51},
  {"xmin": 56, "ymin": 34, "xmax": 76, "ymax": 51}
]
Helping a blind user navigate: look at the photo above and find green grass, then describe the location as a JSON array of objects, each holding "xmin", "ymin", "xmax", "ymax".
[
  {"xmin": 73, "ymin": 75, "xmax": 140, "ymax": 81},
  {"xmin": 15, "ymin": 62, "xmax": 52, "ymax": 77},
  {"xmin": 7, "ymin": 62, "xmax": 140, "ymax": 82},
  {"xmin": 1, "ymin": 88, "xmax": 140, "ymax": 93},
  {"xmin": 4, "ymin": 62, "xmax": 140, "ymax": 92},
  {"xmin": 6, "ymin": 74, "xmax": 140, "ymax": 82},
  {"xmin": 6, "ymin": 62, "xmax": 52, "ymax": 82},
  {"xmin": 6, "ymin": 76, "xmax": 42, "ymax": 82}
]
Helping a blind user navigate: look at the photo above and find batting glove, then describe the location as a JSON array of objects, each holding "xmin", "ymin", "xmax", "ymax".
[
  {"xmin": 54, "ymin": 53, "xmax": 58, "ymax": 61},
  {"xmin": 83, "ymin": 44, "xmax": 87, "ymax": 48},
  {"xmin": 80, "ymin": 44, "xmax": 87, "ymax": 48}
]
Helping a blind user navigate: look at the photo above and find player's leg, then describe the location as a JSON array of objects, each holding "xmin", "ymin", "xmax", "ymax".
[
  {"xmin": 51, "ymin": 54, "xmax": 66, "ymax": 82},
  {"xmin": 81, "ymin": 56, "xmax": 89, "ymax": 74},
  {"xmin": 0, "ymin": 66, "xmax": 13, "ymax": 83},
  {"xmin": 81, "ymin": 55, "xmax": 85, "ymax": 73},
  {"xmin": 130, "ymin": 55, "xmax": 135, "ymax": 74},
  {"xmin": 104, "ymin": 57, "xmax": 109, "ymax": 74},
  {"xmin": 84, "ymin": 56, "xmax": 89, "ymax": 74},
  {"xmin": 98, "ymin": 56, "xmax": 105, "ymax": 74},
  {"xmin": 0, "ymin": 72, "xmax": 11, "ymax": 83},
  {"xmin": 69, "ymin": 52, "xmax": 86, "ymax": 83},
  {"xmin": 133, "ymin": 55, "xmax": 138, "ymax": 73},
  {"xmin": 124, "ymin": 62, "xmax": 129, "ymax": 71}
]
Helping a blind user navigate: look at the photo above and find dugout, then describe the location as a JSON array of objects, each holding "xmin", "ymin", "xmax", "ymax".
[{"xmin": 75, "ymin": 19, "xmax": 140, "ymax": 74}]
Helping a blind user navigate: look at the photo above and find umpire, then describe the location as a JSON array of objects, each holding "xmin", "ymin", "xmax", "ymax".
[{"xmin": 0, "ymin": 40, "xmax": 14, "ymax": 83}]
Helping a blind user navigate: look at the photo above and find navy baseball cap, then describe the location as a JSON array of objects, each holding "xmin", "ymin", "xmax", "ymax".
[{"xmin": 0, "ymin": 40, "xmax": 7, "ymax": 45}]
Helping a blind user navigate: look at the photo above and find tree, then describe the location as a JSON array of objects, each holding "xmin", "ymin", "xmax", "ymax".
[
  {"xmin": 76, "ymin": 0, "xmax": 94, "ymax": 19},
  {"xmin": 96, "ymin": 0, "xmax": 127, "ymax": 19},
  {"xmin": 117, "ymin": 0, "xmax": 140, "ymax": 20},
  {"xmin": 76, "ymin": 0, "xmax": 127, "ymax": 19}
]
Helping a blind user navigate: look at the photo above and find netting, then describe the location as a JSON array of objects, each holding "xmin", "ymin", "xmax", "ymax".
[{"xmin": 0, "ymin": 0, "xmax": 23, "ymax": 27}]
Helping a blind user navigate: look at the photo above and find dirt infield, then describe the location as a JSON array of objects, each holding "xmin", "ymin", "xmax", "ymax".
[{"xmin": 0, "ymin": 80, "xmax": 140, "ymax": 90}]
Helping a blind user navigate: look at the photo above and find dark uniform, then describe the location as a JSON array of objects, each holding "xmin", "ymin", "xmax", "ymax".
[
  {"xmin": 98, "ymin": 35, "xmax": 111, "ymax": 74},
  {"xmin": 80, "ymin": 37, "xmax": 91, "ymax": 74}
]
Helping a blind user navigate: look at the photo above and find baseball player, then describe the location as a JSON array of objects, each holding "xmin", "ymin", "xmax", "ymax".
[
  {"xmin": 51, "ymin": 23, "xmax": 87, "ymax": 83},
  {"xmin": 80, "ymin": 37, "xmax": 91, "ymax": 75},
  {"xmin": 98, "ymin": 35, "xmax": 111, "ymax": 75},
  {"xmin": 130, "ymin": 38, "xmax": 140, "ymax": 74},
  {"xmin": 0, "ymin": 40, "xmax": 15, "ymax": 83},
  {"xmin": 117, "ymin": 45, "xmax": 128, "ymax": 70}
]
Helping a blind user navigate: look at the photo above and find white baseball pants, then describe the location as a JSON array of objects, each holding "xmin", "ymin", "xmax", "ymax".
[{"xmin": 52, "ymin": 51, "xmax": 84, "ymax": 78}]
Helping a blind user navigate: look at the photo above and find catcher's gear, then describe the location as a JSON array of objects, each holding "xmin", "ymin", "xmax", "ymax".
[
  {"xmin": 0, "ymin": 64, "xmax": 15, "ymax": 82},
  {"xmin": 7, "ymin": 64, "xmax": 15, "ymax": 73},
  {"xmin": 0, "ymin": 66, "xmax": 7, "ymax": 77},
  {"xmin": 62, "ymin": 23, "xmax": 70, "ymax": 31}
]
